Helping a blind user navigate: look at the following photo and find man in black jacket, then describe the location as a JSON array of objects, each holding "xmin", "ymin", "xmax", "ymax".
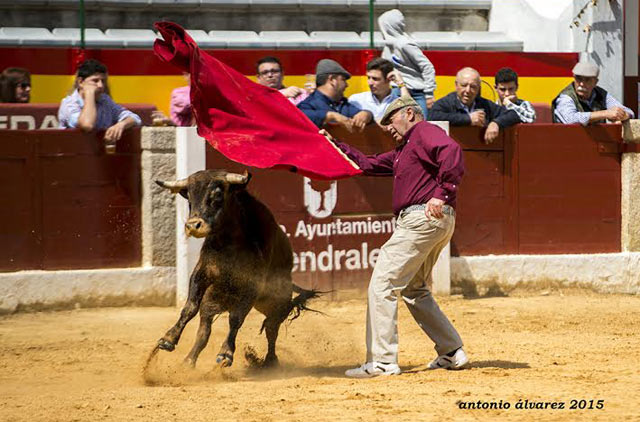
[{"xmin": 428, "ymin": 67, "xmax": 520, "ymax": 144}]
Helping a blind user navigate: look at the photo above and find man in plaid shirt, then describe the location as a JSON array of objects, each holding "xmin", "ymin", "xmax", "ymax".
[{"xmin": 494, "ymin": 67, "xmax": 536, "ymax": 123}]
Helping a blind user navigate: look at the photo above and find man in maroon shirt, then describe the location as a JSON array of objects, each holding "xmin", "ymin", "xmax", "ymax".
[{"xmin": 323, "ymin": 96, "xmax": 468, "ymax": 378}]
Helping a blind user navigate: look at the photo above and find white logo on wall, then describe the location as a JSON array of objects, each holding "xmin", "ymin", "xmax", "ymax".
[{"xmin": 303, "ymin": 177, "xmax": 337, "ymax": 219}]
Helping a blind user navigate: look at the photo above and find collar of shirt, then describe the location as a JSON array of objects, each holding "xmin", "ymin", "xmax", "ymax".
[
  {"xmin": 314, "ymin": 89, "xmax": 347, "ymax": 109},
  {"xmin": 456, "ymin": 96, "xmax": 476, "ymax": 113},
  {"xmin": 369, "ymin": 90, "xmax": 397, "ymax": 105},
  {"xmin": 70, "ymin": 89, "xmax": 107, "ymax": 106}
]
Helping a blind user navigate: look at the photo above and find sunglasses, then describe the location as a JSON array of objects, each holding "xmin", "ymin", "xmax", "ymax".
[{"xmin": 18, "ymin": 82, "xmax": 31, "ymax": 89}]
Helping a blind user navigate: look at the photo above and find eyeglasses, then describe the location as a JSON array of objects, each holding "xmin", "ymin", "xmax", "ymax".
[
  {"xmin": 258, "ymin": 69, "xmax": 282, "ymax": 76},
  {"xmin": 18, "ymin": 82, "xmax": 31, "ymax": 89}
]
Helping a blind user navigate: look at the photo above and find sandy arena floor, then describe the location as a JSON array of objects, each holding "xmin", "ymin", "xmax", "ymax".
[{"xmin": 0, "ymin": 290, "xmax": 638, "ymax": 422}]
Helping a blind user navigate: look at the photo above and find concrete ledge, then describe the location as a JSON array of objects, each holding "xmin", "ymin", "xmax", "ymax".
[
  {"xmin": 0, "ymin": 267, "xmax": 176, "ymax": 314},
  {"xmin": 452, "ymin": 253, "xmax": 640, "ymax": 295}
]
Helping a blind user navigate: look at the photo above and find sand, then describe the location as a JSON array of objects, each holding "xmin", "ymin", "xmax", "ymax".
[{"xmin": 0, "ymin": 290, "xmax": 638, "ymax": 421}]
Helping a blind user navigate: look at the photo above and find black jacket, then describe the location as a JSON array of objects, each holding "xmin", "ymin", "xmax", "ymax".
[{"xmin": 428, "ymin": 92, "xmax": 521, "ymax": 128}]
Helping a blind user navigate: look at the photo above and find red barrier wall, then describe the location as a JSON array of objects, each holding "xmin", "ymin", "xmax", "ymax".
[
  {"xmin": 0, "ymin": 129, "xmax": 142, "ymax": 272},
  {"xmin": 0, "ymin": 103, "xmax": 157, "ymax": 130}
]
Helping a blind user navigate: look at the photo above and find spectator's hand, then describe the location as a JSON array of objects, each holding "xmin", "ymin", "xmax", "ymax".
[
  {"xmin": 387, "ymin": 70, "xmax": 405, "ymax": 86},
  {"xmin": 426, "ymin": 197, "xmax": 445, "ymax": 219},
  {"xmin": 607, "ymin": 106, "xmax": 630, "ymax": 122},
  {"xmin": 426, "ymin": 97, "xmax": 434, "ymax": 109},
  {"xmin": 326, "ymin": 111, "xmax": 354, "ymax": 133},
  {"xmin": 104, "ymin": 121, "xmax": 126, "ymax": 143},
  {"xmin": 281, "ymin": 86, "xmax": 304, "ymax": 99},
  {"xmin": 151, "ymin": 110, "xmax": 174, "ymax": 126},
  {"xmin": 82, "ymin": 83, "xmax": 100, "ymax": 100},
  {"xmin": 484, "ymin": 121, "xmax": 500, "ymax": 144},
  {"xmin": 304, "ymin": 74, "xmax": 316, "ymax": 93},
  {"xmin": 351, "ymin": 111, "xmax": 372, "ymax": 132},
  {"xmin": 470, "ymin": 110, "xmax": 486, "ymax": 127}
]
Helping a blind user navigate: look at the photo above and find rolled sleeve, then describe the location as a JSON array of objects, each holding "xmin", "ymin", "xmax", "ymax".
[{"xmin": 554, "ymin": 94, "xmax": 590, "ymax": 125}]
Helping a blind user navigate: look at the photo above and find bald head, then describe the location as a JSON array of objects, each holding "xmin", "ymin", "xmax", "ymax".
[{"xmin": 455, "ymin": 67, "xmax": 481, "ymax": 107}]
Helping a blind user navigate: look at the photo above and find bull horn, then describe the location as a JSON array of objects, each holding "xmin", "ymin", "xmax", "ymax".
[
  {"xmin": 155, "ymin": 178, "xmax": 188, "ymax": 193},
  {"xmin": 225, "ymin": 170, "xmax": 250, "ymax": 185}
]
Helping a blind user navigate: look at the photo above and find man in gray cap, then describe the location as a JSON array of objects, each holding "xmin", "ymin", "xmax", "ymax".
[
  {"xmin": 321, "ymin": 95, "xmax": 468, "ymax": 378},
  {"xmin": 298, "ymin": 58, "xmax": 372, "ymax": 132},
  {"xmin": 552, "ymin": 62, "xmax": 634, "ymax": 124}
]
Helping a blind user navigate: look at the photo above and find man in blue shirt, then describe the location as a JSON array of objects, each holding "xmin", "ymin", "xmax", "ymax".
[{"xmin": 298, "ymin": 59, "xmax": 372, "ymax": 132}]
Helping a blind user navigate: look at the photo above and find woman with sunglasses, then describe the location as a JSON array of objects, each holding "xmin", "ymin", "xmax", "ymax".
[{"xmin": 0, "ymin": 67, "xmax": 31, "ymax": 103}]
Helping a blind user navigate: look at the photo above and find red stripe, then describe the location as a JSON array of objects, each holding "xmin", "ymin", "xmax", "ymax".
[{"xmin": 0, "ymin": 47, "xmax": 577, "ymax": 77}]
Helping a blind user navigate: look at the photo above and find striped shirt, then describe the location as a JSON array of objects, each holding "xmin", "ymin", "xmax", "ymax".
[
  {"xmin": 553, "ymin": 91, "xmax": 634, "ymax": 126},
  {"xmin": 501, "ymin": 99, "xmax": 536, "ymax": 123},
  {"xmin": 58, "ymin": 90, "xmax": 142, "ymax": 130}
]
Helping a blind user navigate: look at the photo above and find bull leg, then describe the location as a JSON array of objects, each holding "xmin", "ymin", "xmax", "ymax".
[
  {"xmin": 216, "ymin": 302, "xmax": 253, "ymax": 368},
  {"xmin": 157, "ymin": 273, "xmax": 207, "ymax": 352},
  {"xmin": 183, "ymin": 299, "xmax": 221, "ymax": 367},
  {"xmin": 262, "ymin": 302, "xmax": 289, "ymax": 367}
]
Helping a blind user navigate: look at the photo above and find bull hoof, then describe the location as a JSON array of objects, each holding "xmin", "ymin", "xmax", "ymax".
[
  {"xmin": 216, "ymin": 353, "xmax": 234, "ymax": 368},
  {"xmin": 263, "ymin": 355, "xmax": 279, "ymax": 369},
  {"xmin": 157, "ymin": 338, "xmax": 175, "ymax": 352}
]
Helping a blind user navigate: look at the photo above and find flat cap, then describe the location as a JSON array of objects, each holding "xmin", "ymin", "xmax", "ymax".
[
  {"xmin": 316, "ymin": 59, "xmax": 351, "ymax": 79},
  {"xmin": 380, "ymin": 95, "xmax": 421, "ymax": 125},
  {"xmin": 572, "ymin": 62, "xmax": 599, "ymax": 77}
]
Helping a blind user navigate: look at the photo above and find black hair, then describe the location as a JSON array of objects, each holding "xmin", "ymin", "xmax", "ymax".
[
  {"xmin": 495, "ymin": 67, "xmax": 518, "ymax": 86},
  {"xmin": 366, "ymin": 57, "xmax": 394, "ymax": 78},
  {"xmin": 76, "ymin": 59, "xmax": 108, "ymax": 80},
  {"xmin": 256, "ymin": 56, "xmax": 282, "ymax": 74}
]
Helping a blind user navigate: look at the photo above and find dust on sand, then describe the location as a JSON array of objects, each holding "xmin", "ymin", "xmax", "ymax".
[{"xmin": 0, "ymin": 290, "xmax": 638, "ymax": 421}]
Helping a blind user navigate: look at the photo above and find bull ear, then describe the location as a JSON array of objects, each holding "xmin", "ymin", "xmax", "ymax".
[
  {"xmin": 225, "ymin": 170, "xmax": 251, "ymax": 186},
  {"xmin": 156, "ymin": 179, "xmax": 189, "ymax": 197}
]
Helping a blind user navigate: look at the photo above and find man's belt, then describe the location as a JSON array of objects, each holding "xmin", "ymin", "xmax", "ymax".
[{"xmin": 400, "ymin": 203, "xmax": 455, "ymax": 217}]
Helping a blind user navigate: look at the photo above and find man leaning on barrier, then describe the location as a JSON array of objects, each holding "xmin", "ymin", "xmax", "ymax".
[
  {"xmin": 552, "ymin": 62, "xmax": 634, "ymax": 125},
  {"xmin": 321, "ymin": 96, "xmax": 468, "ymax": 378},
  {"xmin": 58, "ymin": 59, "xmax": 141, "ymax": 142}
]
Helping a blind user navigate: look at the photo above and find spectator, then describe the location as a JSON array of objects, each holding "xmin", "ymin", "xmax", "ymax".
[
  {"xmin": 378, "ymin": 9, "xmax": 436, "ymax": 118},
  {"xmin": 151, "ymin": 73, "xmax": 194, "ymax": 126},
  {"xmin": 256, "ymin": 56, "xmax": 309, "ymax": 106},
  {"xmin": 348, "ymin": 57, "xmax": 410, "ymax": 121},
  {"xmin": 298, "ymin": 59, "xmax": 372, "ymax": 132},
  {"xmin": 429, "ymin": 67, "xmax": 520, "ymax": 144},
  {"xmin": 552, "ymin": 62, "xmax": 633, "ymax": 125},
  {"xmin": 0, "ymin": 67, "xmax": 31, "ymax": 103},
  {"xmin": 494, "ymin": 67, "xmax": 536, "ymax": 123},
  {"xmin": 58, "ymin": 59, "xmax": 141, "ymax": 142}
]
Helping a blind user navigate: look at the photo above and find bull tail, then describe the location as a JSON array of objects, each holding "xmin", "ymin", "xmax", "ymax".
[
  {"xmin": 259, "ymin": 285, "xmax": 323, "ymax": 334},
  {"xmin": 287, "ymin": 284, "xmax": 323, "ymax": 323}
]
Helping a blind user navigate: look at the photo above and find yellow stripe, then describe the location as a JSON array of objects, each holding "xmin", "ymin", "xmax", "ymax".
[{"xmin": 30, "ymin": 75, "xmax": 574, "ymax": 115}]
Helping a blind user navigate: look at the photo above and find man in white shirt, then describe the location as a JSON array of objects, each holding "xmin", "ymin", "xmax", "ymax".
[{"xmin": 349, "ymin": 58, "xmax": 408, "ymax": 121}]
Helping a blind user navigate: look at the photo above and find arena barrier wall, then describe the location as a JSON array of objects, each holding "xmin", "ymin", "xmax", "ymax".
[{"xmin": 0, "ymin": 103, "xmax": 157, "ymax": 130}]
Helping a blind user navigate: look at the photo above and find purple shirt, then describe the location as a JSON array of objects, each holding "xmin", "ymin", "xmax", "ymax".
[{"xmin": 336, "ymin": 121, "xmax": 464, "ymax": 215}]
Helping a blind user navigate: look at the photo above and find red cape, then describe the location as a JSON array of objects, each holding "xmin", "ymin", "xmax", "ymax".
[{"xmin": 153, "ymin": 22, "xmax": 362, "ymax": 180}]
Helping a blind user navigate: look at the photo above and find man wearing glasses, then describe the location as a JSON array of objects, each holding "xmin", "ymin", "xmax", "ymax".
[{"xmin": 256, "ymin": 56, "xmax": 309, "ymax": 105}]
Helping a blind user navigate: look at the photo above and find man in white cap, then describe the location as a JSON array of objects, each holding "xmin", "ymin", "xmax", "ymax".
[
  {"xmin": 298, "ymin": 58, "xmax": 372, "ymax": 132},
  {"xmin": 552, "ymin": 62, "xmax": 634, "ymax": 125},
  {"xmin": 322, "ymin": 96, "xmax": 468, "ymax": 378}
]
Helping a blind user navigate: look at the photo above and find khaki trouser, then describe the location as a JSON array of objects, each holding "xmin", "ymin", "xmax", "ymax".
[{"xmin": 365, "ymin": 207, "xmax": 463, "ymax": 364}]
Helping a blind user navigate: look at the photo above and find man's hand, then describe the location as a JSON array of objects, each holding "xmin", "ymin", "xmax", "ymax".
[
  {"xmin": 470, "ymin": 110, "xmax": 486, "ymax": 127},
  {"xmin": 607, "ymin": 106, "xmax": 630, "ymax": 122},
  {"xmin": 484, "ymin": 121, "xmax": 500, "ymax": 144},
  {"xmin": 82, "ymin": 83, "xmax": 99, "ymax": 99},
  {"xmin": 104, "ymin": 121, "xmax": 126, "ymax": 142},
  {"xmin": 326, "ymin": 111, "xmax": 354, "ymax": 132},
  {"xmin": 426, "ymin": 97, "xmax": 434, "ymax": 109},
  {"xmin": 426, "ymin": 197, "xmax": 445, "ymax": 219},
  {"xmin": 387, "ymin": 69, "xmax": 404, "ymax": 85},
  {"xmin": 280, "ymin": 86, "xmax": 304, "ymax": 99},
  {"xmin": 351, "ymin": 111, "xmax": 372, "ymax": 132}
]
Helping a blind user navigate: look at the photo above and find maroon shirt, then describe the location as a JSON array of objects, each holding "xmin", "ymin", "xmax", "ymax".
[{"xmin": 336, "ymin": 121, "xmax": 464, "ymax": 215}]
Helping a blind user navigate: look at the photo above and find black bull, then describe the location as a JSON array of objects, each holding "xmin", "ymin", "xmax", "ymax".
[{"xmin": 154, "ymin": 169, "xmax": 319, "ymax": 368}]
